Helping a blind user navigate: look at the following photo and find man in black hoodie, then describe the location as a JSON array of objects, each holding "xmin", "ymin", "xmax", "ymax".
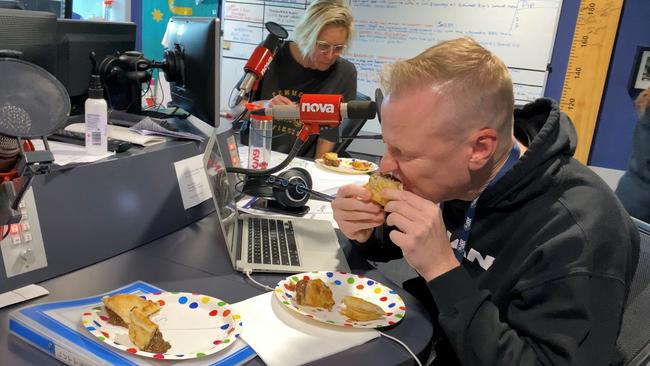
[{"xmin": 332, "ymin": 37, "xmax": 639, "ymax": 365}]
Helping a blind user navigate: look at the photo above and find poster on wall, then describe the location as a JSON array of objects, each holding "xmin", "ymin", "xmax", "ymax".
[{"xmin": 141, "ymin": 0, "xmax": 220, "ymax": 61}]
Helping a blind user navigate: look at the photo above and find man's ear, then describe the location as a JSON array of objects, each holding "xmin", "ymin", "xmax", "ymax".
[{"xmin": 468, "ymin": 128, "xmax": 497, "ymax": 171}]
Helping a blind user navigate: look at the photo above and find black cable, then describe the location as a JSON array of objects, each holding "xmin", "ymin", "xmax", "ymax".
[
  {"xmin": 234, "ymin": 174, "xmax": 246, "ymax": 194},
  {"xmin": 117, "ymin": 61, "xmax": 150, "ymax": 114},
  {"xmin": 102, "ymin": 81, "xmax": 116, "ymax": 122},
  {"xmin": 1, "ymin": 225, "xmax": 9, "ymax": 241},
  {"xmin": 226, "ymin": 138, "xmax": 304, "ymax": 176}
]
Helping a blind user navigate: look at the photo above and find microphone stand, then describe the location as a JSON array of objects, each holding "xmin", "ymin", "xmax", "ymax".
[{"xmin": 339, "ymin": 135, "xmax": 383, "ymax": 140}]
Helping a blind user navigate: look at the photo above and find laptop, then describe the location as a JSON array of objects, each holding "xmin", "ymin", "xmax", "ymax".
[{"xmin": 203, "ymin": 131, "xmax": 351, "ymax": 273}]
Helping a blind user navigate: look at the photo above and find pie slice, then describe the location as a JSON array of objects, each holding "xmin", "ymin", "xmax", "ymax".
[
  {"xmin": 295, "ymin": 278, "xmax": 335, "ymax": 311},
  {"xmin": 340, "ymin": 296, "xmax": 385, "ymax": 321},
  {"xmin": 364, "ymin": 173, "xmax": 403, "ymax": 207},
  {"xmin": 102, "ymin": 294, "xmax": 160, "ymax": 327},
  {"xmin": 322, "ymin": 152, "xmax": 340, "ymax": 167},
  {"xmin": 128, "ymin": 309, "xmax": 171, "ymax": 354}
]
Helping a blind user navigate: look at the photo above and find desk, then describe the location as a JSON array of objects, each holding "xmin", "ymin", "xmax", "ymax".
[{"xmin": 0, "ymin": 143, "xmax": 433, "ymax": 365}]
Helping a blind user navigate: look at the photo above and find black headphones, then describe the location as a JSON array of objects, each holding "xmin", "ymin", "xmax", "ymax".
[
  {"xmin": 98, "ymin": 47, "xmax": 184, "ymax": 85},
  {"xmin": 241, "ymin": 167, "xmax": 313, "ymax": 209}
]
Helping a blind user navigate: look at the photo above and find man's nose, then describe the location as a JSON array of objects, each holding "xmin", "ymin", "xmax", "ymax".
[{"xmin": 379, "ymin": 152, "xmax": 396, "ymax": 173}]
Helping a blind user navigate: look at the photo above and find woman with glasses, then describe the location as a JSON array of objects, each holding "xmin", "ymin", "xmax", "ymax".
[{"xmin": 249, "ymin": 0, "xmax": 357, "ymax": 158}]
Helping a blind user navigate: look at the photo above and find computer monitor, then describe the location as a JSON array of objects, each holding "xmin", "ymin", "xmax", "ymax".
[
  {"xmin": 0, "ymin": 8, "xmax": 57, "ymax": 75},
  {"xmin": 164, "ymin": 17, "xmax": 220, "ymax": 127},
  {"xmin": 56, "ymin": 19, "xmax": 136, "ymax": 114}
]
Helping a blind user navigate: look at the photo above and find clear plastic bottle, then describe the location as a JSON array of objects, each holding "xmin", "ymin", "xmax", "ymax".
[
  {"xmin": 103, "ymin": 0, "xmax": 113, "ymax": 21},
  {"xmin": 248, "ymin": 114, "xmax": 273, "ymax": 170},
  {"xmin": 85, "ymin": 75, "xmax": 108, "ymax": 155}
]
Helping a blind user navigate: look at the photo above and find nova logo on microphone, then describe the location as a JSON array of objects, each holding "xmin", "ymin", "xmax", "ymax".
[
  {"xmin": 261, "ymin": 56, "xmax": 273, "ymax": 75},
  {"xmin": 301, "ymin": 103, "xmax": 335, "ymax": 114}
]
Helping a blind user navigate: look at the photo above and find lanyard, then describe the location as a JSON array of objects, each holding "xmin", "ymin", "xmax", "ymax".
[{"xmin": 453, "ymin": 143, "xmax": 521, "ymax": 262}]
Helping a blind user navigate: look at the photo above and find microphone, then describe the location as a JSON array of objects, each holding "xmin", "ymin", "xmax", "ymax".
[
  {"xmin": 237, "ymin": 22, "xmax": 289, "ymax": 103},
  {"xmin": 0, "ymin": 136, "xmax": 20, "ymax": 173},
  {"xmin": 228, "ymin": 94, "xmax": 376, "ymax": 177},
  {"xmin": 250, "ymin": 94, "xmax": 377, "ymax": 141}
]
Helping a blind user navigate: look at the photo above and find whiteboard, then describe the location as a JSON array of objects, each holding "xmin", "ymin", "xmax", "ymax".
[{"xmin": 220, "ymin": 0, "xmax": 563, "ymax": 133}]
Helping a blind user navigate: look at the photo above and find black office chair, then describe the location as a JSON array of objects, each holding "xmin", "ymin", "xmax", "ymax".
[
  {"xmin": 615, "ymin": 218, "xmax": 650, "ymax": 365},
  {"xmin": 332, "ymin": 91, "xmax": 373, "ymax": 158}
]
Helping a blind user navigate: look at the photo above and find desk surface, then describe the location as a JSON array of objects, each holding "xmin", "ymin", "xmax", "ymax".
[{"xmin": 0, "ymin": 213, "xmax": 433, "ymax": 365}]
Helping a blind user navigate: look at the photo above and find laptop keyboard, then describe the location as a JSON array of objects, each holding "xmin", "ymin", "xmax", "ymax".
[{"xmin": 247, "ymin": 218, "xmax": 300, "ymax": 266}]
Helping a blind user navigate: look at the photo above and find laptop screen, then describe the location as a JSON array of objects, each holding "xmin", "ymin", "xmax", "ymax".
[{"xmin": 203, "ymin": 132, "xmax": 239, "ymax": 265}]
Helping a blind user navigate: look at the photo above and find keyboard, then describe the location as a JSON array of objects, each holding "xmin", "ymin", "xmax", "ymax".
[
  {"xmin": 247, "ymin": 217, "xmax": 300, "ymax": 266},
  {"xmin": 48, "ymin": 129, "xmax": 133, "ymax": 153}
]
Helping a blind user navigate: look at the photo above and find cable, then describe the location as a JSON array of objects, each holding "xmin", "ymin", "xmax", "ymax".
[
  {"xmin": 226, "ymin": 138, "xmax": 304, "ymax": 176},
  {"xmin": 1, "ymin": 225, "xmax": 9, "ymax": 241},
  {"xmin": 154, "ymin": 72, "xmax": 166, "ymax": 111},
  {"xmin": 234, "ymin": 174, "xmax": 247, "ymax": 194},
  {"xmin": 243, "ymin": 269, "xmax": 421, "ymax": 365},
  {"xmin": 244, "ymin": 270, "xmax": 275, "ymax": 292},
  {"xmin": 379, "ymin": 332, "xmax": 423, "ymax": 366}
]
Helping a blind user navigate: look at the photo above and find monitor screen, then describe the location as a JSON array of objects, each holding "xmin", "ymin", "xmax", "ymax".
[
  {"xmin": 56, "ymin": 19, "xmax": 135, "ymax": 97},
  {"xmin": 55, "ymin": 19, "xmax": 136, "ymax": 115},
  {"xmin": 164, "ymin": 17, "xmax": 220, "ymax": 127},
  {"xmin": 0, "ymin": 8, "xmax": 57, "ymax": 75}
]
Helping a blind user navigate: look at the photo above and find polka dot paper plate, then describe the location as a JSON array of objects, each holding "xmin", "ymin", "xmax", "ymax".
[
  {"xmin": 274, "ymin": 271, "xmax": 406, "ymax": 328},
  {"xmin": 315, "ymin": 158, "xmax": 378, "ymax": 175},
  {"xmin": 81, "ymin": 292, "xmax": 242, "ymax": 360}
]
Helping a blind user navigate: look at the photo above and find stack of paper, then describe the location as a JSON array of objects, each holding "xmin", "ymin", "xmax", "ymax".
[{"xmin": 65, "ymin": 123, "xmax": 168, "ymax": 147}]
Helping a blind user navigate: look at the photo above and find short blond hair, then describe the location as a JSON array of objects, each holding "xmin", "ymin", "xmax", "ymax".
[
  {"xmin": 293, "ymin": 0, "xmax": 354, "ymax": 57},
  {"xmin": 381, "ymin": 37, "xmax": 514, "ymax": 140}
]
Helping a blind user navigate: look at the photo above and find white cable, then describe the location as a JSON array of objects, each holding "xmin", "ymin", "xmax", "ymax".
[
  {"xmin": 380, "ymin": 332, "xmax": 423, "ymax": 366},
  {"xmin": 244, "ymin": 270, "xmax": 275, "ymax": 292}
]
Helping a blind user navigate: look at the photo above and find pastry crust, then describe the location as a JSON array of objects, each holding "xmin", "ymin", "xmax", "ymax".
[
  {"xmin": 322, "ymin": 152, "xmax": 340, "ymax": 167},
  {"xmin": 351, "ymin": 160, "xmax": 371, "ymax": 171},
  {"xmin": 128, "ymin": 309, "xmax": 171, "ymax": 354},
  {"xmin": 364, "ymin": 173, "xmax": 403, "ymax": 206},
  {"xmin": 295, "ymin": 279, "xmax": 335, "ymax": 311},
  {"xmin": 340, "ymin": 296, "xmax": 384, "ymax": 321},
  {"xmin": 102, "ymin": 294, "xmax": 160, "ymax": 327}
]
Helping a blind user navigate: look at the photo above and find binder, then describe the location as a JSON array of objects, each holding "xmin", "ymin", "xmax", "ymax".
[{"xmin": 8, "ymin": 281, "xmax": 256, "ymax": 365}]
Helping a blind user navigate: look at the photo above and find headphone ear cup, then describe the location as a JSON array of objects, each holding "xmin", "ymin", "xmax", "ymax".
[
  {"xmin": 241, "ymin": 175, "xmax": 274, "ymax": 198},
  {"xmin": 290, "ymin": 167, "xmax": 312, "ymax": 188},
  {"xmin": 273, "ymin": 168, "xmax": 311, "ymax": 208}
]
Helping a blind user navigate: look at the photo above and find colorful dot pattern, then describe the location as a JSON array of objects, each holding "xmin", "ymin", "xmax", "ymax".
[
  {"xmin": 274, "ymin": 271, "xmax": 407, "ymax": 329},
  {"xmin": 81, "ymin": 292, "xmax": 242, "ymax": 360},
  {"xmin": 317, "ymin": 158, "xmax": 378, "ymax": 175}
]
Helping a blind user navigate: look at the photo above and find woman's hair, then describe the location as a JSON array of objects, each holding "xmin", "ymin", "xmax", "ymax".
[
  {"xmin": 293, "ymin": 0, "xmax": 354, "ymax": 57},
  {"xmin": 381, "ymin": 37, "xmax": 514, "ymax": 141}
]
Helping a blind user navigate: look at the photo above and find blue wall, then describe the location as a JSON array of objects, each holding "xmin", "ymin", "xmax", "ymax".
[{"xmin": 545, "ymin": 1, "xmax": 650, "ymax": 170}]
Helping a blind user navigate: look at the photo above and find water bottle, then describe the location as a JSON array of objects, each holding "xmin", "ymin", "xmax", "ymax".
[
  {"xmin": 103, "ymin": 0, "xmax": 113, "ymax": 21},
  {"xmin": 248, "ymin": 114, "xmax": 273, "ymax": 170}
]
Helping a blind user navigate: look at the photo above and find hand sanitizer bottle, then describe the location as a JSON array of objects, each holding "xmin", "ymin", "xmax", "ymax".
[{"xmin": 85, "ymin": 73, "xmax": 108, "ymax": 155}]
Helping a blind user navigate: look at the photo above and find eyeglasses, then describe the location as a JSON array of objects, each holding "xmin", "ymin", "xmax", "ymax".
[{"xmin": 315, "ymin": 40, "xmax": 347, "ymax": 55}]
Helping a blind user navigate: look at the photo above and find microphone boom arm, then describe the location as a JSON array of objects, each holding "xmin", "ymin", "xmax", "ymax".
[{"xmin": 0, "ymin": 137, "xmax": 54, "ymax": 226}]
